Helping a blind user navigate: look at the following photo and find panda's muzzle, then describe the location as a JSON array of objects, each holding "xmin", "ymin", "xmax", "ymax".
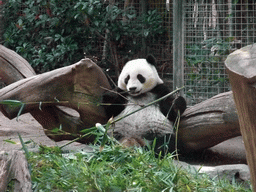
[
  {"xmin": 128, "ymin": 87, "xmax": 141, "ymax": 95},
  {"xmin": 129, "ymin": 87, "xmax": 137, "ymax": 92}
]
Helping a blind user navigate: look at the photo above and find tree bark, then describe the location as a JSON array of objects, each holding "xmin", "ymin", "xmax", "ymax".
[
  {"xmin": 178, "ymin": 91, "xmax": 241, "ymax": 152},
  {"xmin": 225, "ymin": 44, "xmax": 256, "ymax": 191},
  {"xmin": 0, "ymin": 150, "xmax": 31, "ymax": 192},
  {"xmin": 0, "ymin": 58, "xmax": 110, "ymax": 124},
  {"xmin": 0, "ymin": 45, "xmax": 111, "ymax": 143}
]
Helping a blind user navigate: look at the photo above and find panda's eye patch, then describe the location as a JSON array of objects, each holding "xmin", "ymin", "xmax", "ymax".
[
  {"xmin": 137, "ymin": 74, "xmax": 146, "ymax": 83},
  {"xmin": 124, "ymin": 75, "xmax": 130, "ymax": 84}
]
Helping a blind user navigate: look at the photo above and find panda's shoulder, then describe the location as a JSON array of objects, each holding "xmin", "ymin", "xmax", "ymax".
[{"xmin": 150, "ymin": 83, "xmax": 171, "ymax": 97}]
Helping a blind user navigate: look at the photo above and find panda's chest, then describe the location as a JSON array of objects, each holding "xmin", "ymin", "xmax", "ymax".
[
  {"xmin": 113, "ymin": 92, "xmax": 173, "ymax": 134},
  {"xmin": 124, "ymin": 92, "xmax": 157, "ymax": 111},
  {"xmin": 115, "ymin": 92, "xmax": 159, "ymax": 119}
]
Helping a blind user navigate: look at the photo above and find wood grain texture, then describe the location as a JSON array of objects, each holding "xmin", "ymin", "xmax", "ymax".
[{"xmin": 225, "ymin": 44, "xmax": 256, "ymax": 190}]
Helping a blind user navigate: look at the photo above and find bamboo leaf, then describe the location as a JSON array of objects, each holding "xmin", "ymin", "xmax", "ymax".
[
  {"xmin": 80, "ymin": 126, "xmax": 97, "ymax": 133},
  {"xmin": 16, "ymin": 103, "xmax": 25, "ymax": 121},
  {"xmin": 3, "ymin": 139, "xmax": 17, "ymax": 144},
  {"xmin": 24, "ymin": 140, "xmax": 33, "ymax": 144},
  {"xmin": 39, "ymin": 101, "xmax": 42, "ymax": 111},
  {"xmin": 0, "ymin": 100, "xmax": 23, "ymax": 106},
  {"xmin": 51, "ymin": 128, "xmax": 62, "ymax": 133},
  {"xmin": 18, "ymin": 133, "xmax": 30, "ymax": 159},
  {"xmin": 96, "ymin": 123, "xmax": 108, "ymax": 152}
]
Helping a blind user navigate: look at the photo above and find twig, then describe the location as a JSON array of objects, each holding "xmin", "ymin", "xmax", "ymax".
[
  {"xmin": 100, "ymin": 86, "xmax": 130, "ymax": 101},
  {"xmin": 174, "ymin": 110, "xmax": 181, "ymax": 161}
]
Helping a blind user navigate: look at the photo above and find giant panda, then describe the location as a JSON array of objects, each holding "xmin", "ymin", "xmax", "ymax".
[{"xmin": 102, "ymin": 55, "xmax": 186, "ymax": 149}]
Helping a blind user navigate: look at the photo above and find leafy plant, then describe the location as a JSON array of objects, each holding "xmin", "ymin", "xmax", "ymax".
[
  {"xmin": 28, "ymin": 143, "xmax": 251, "ymax": 191},
  {"xmin": 185, "ymin": 38, "xmax": 232, "ymax": 104},
  {"xmin": 186, "ymin": 38, "xmax": 232, "ymax": 67},
  {"xmin": 3, "ymin": 0, "xmax": 165, "ymax": 73}
]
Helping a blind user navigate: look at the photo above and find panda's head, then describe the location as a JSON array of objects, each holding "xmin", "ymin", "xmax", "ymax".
[{"xmin": 118, "ymin": 55, "xmax": 163, "ymax": 96}]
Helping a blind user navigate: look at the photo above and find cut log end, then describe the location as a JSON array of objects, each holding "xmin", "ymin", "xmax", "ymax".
[{"xmin": 225, "ymin": 43, "xmax": 256, "ymax": 190}]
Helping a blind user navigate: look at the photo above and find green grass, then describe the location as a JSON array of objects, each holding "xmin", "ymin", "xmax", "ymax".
[
  {"xmin": 1, "ymin": 100, "xmax": 251, "ymax": 191},
  {"xmin": 28, "ymin": 144, "xmax": 252, "ymax": 192}
]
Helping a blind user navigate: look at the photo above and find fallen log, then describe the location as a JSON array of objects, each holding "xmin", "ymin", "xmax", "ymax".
[
  {"xmin": 0, "ymin": 45, "xmax": 111, "ymax": 143},
  {"xmin": 0, "ymin": 44, "xmax": 36, "ymax": 83},
  {"xmin": 0, "ymin": 58, "xmax": 110, "ymax": 124},
  {"xmin": 178, "ymin": 91, "xmax": 241, "ymax": 152},
  {"xmin": 225, "ymin": 44, "xmax": 256, "ymax": 191}
]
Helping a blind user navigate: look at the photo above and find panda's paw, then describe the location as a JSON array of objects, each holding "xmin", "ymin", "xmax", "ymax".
[
  {"xmin": 102, "ymin": 91, "xmax": 118, "ymax": 104},
  {"xmin": 173, "ymin": 96, "xmax": 187, "ymax": 115},
  {"xmin": 102, "ymin": 91, "xmax": 127, "ymax": 118}
]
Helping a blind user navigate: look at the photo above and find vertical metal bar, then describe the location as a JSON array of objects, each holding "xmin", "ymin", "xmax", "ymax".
[
  {"xmin": 141, "ymin": 0, "xmax": 147, "ymax": 56},
  {"xmin": 173, "ymin": 0, "xmax": 184, "ymax": 96},
  {"xmin": 228, "ymin": 0, "xmax": 234, "ymax": 38}
]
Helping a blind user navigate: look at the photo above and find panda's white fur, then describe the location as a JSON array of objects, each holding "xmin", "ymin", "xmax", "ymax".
[
  {"xmin": 112, "ymin": 92, "xmax": 174, "ymax": 143},
  {"xmin": 118, "ymin": 58, "xmax": 163, "ymax": 96}
]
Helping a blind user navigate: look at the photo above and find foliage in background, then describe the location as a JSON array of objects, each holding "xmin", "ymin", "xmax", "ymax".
[
  {"xmin": 3, "ymin": 0, "xmax": 165, "ymax": 73},
  {"xmin": 185, "ymin": 38, "xmax": 232, "ymax": 103}
]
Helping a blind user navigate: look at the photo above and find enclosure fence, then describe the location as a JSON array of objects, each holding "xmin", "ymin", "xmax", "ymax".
[{"xmin": 183, "ymin": 0, "xmax": 256, "ymax": 105}]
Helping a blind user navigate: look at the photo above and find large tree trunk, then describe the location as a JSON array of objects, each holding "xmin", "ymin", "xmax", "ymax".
[
  {"xmin": 225, "ymin": 44, "xmax": 256, "ymax": 191},
  {"xmin": 0, "ymin": 59, "xmax": 109, "ymax": 124},
  {"xmin": 0, "ymin": 45, "xmax": 111, "ymax": 143},
  {"xmin": 178, "ymin": 91, "xmax": 241, "ymax": 152}
]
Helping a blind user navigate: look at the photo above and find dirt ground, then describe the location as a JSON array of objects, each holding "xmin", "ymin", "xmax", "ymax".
[{"xmin": 0, "ymin": 112, "xmax": 247, "ymax": 166}]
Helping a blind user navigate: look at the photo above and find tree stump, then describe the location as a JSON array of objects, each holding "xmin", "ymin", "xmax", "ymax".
[
  {"xmin": 0, "ymin": 150, "xmax": 31, "ymax": 192},
  {"xmin": 225, "ymin": 43, "xmax": 256, "ymax": 190}
]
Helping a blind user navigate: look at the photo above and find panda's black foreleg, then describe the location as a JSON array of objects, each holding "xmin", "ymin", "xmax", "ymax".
[
  {"xmin": 102, "ymin": 88, "xmax": 127, "ymax": 119},
  {"xmin": 167, "ymin": 96, "xmax": 187, "ymax": 122},
  {"xmin": 153, "ymin": 84, "xmax": 187, "ymax": 122},
  {"xmin": 173, "ymin": 96, "xmax": 187, "ymax": 115}
]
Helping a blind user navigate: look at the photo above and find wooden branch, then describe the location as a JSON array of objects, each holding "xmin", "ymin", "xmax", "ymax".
[
  {"xmin": 225, "ymin": 44, "xmax": 256, "ymax": 190},
  {"xmin": 0, "ymin": 151, "xmax": 31, "ymax": 192},
  {"xmin": 0, "ymin": 45, "xmax": 84, "ymax": 142},
  {"xmin": 178, "ymin": 91, "xmax": 241, "ymax": 152}
]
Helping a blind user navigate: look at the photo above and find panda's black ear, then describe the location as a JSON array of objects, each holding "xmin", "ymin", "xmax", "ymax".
[{"xmin": 146, "ymin": 54, "xmax": 156, "ymax": 66}]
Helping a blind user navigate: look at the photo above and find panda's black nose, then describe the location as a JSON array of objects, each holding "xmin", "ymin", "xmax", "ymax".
[{"xmin": 129, "ymin": 87, "xmax": 137, "ymax": 91}]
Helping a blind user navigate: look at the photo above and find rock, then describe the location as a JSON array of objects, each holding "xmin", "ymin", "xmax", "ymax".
[
  {"xmin": 174, "ymin": 160, "xmax": 250, "ymax": 184},
  {"xmin": 196, "ymin": 164, "xmax": 250, "ymax": 182}
]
